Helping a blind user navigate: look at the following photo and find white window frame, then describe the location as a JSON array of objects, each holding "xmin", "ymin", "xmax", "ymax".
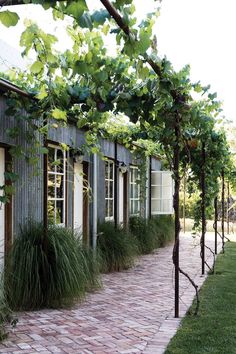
[
  {"xmin": 151, "ymin": 170, "xmax": 174, "ymax": 215},
  {"xmin": 48, "ymin": 145, "xmax": 66, "ymax": 225},
  {"xmin": 129, "ymin": 166, "xmax": 140, "ymax": 216},
  {"xmin": 105, "ymin": 160, "xmax": 114, "ymax": 221}
]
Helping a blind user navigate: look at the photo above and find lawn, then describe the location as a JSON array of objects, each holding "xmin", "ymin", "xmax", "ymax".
[{"xmin": 165, "ymin": 241, "xmax": 236, "ymax": 354}]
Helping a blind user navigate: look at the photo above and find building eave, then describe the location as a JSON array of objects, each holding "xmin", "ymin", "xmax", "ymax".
[{"xmin": 0, "ymin": 78, "xmax": 30, "ymax": 98}]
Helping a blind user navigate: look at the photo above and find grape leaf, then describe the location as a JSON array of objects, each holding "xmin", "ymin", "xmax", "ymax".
[{"xmin": 0, "ymin": 11, "xmax": 19, "ymax": 27}]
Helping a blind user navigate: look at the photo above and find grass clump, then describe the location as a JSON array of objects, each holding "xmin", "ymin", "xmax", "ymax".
[
  {"xmin": 0, "ymin": 276, "xmax": 14, "ymax": 342},
  {"xmin": 129, "ymin": 215, "xmax": 174, "ymax": 254},
  {"xmin": 5, "ymin": 222, "xmax": 100, "ymax": 310},
  {"xmin": 165, "ymin": 242, "xmax": 236, "ymax": 354},
  {"xmin": 97, "ymin": 222, "xmax": 138, "ymax": 272}
]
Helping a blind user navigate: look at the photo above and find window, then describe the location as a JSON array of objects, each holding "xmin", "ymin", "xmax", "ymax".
[
  {"xmin": 105, "ymin": 160, "xmax": 114, "ymax": 220},
  {"xmin": 151, "ymin": 171, "xmax": 174, "ymax": 215},
  {"xmin": 129, "ymin": 166, "xmax": 140, "ymax": 216},
  {"xmin": 48, "ymin": 145, "xmax": 66, "ymax": 225}
]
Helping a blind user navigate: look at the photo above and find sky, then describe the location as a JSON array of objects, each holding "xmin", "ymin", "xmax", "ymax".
[{"xmin": 0, "ymin": 0, "xmax": 236, "ymax": 122}]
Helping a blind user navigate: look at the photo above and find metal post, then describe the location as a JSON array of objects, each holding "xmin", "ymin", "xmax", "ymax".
[
  {"xmin": 183, "ymin": 172, "xmax": 186, "ymax": 233},
  {"xmin": 227, "ymin": 180, "xmax": 230, "ymax": 235},
  {"xmin": 92, "ymin": 153, "xmax": 98, "ymax": 249},
  {"xmin": 214, "ymin": 196, "xmax": 218, "ymax": 255},
  {"xmin": 221, "ymin": 170, "xmax": 225, "ymax": 253},
  {"xmin": 145, "ymin": 156, "xmax": 150, "ymax": 220},
  {"xmin": 201, "ymin": 142, "xmax": 206, "ymax": 275},
  {"xmin": 173, "ymin": 113, "xmax": 181, "ymax": 318}
]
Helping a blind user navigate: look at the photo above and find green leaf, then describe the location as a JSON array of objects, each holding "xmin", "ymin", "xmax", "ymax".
[
  {"xmin": 102, "ymin": 23, "xmax": 110, "ymax": 35},
  {"xmin": 66, "ymin": 0, "xmax": 88, "ymax": 18},
  {"xmin": 73, "ymin": 60, "xmax": 88, "ymax": 74},
  {"xmin": 96, "ymin": 70, "xmax": 108, "ymax": 82},
  {"xmin": 30, "ymin": 61, "xmax": 44, "ymax": 74},
  {"xmin": 208, "ymin": 92, "xmax": 217, "ymax": 100},
  {"xmin": 0, "ymin": 195, "xmax": 9, "ymax": 204},
  {"xmin": 138, "ymin": 29, "xmax": 150, "ymax": 54},
  {"xmin": 4, "ymin": 172, "xmax": 18, "ymax": 182},
  {"xmin": 4, "ymin": 185, "xmax": 15, "ymax": 195},
  {"xmin": 193, "ymin": 83, "xmax": 202, "ymax": 93},
  {"xmin": 0, "ymin": 10, "xmax": 19, "ymax": 27},
  {"xmin": 91, "ymin": 9, "xmax": 110, "ymax": 25},
  {"xmin": 60, "ymin": 143, "xmax": 69, "ymax": 151},
  {"xmin": 114, "ymin": 0, "xmax": 132, "ymax": 10},
  {"xmin": 51, "ymin": 108, "xmax": 67, "ymax": 121},
  {"xmin": 77, "ymin": 117, "xmax": 88, "ymax": 128},
  {"xmin": 36, "ymin": 86, "xmax": 48, "ymax": 100},
  {"xmin": 77, "ymin": 13, "xmax": 93, "ymax": 29},
  {"xmin": 39, "ymin": 147, "xmax": 48, "ymax": 154}
]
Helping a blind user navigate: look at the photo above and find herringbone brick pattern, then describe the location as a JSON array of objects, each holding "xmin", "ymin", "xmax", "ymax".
[{"xmin": 0, "ymin": 233, "xmax": 221, "ymax": 354}]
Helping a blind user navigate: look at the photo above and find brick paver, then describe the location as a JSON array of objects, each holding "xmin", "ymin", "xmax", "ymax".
[{"xmin": 0, "ymin": 232, "xmax": 229, "ymax": 354}]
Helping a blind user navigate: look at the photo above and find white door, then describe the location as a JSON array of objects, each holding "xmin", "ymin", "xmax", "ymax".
[
  {"xmin": 74, "ymin": 162, "xmax": 83, "ymax": 237},
  {"xmin": 119, "ymin": 172, "xmax": 124, "ymax": 224},
  {"xmin": 0, "ymin": 148, "xmax": 5, "ymax": 270}
]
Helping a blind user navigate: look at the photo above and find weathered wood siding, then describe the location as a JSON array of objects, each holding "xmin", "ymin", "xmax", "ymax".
[
  {"xmin": 0, "ymin": 95, "xmax": 44, "ymax": 235},
  {"xmin": 0, "ymin": 92, "xmax": 162, "ymax": 238}
]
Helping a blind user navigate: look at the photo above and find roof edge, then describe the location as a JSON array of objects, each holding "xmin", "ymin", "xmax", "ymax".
[{"xmin": 0, "ymin": 78, "xmax": 30, "ymax": 98}]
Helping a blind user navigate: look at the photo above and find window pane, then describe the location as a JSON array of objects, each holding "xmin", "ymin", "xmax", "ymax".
[
  {"xmin": 151, "ymin": 186, "xmax": 161, "ymax": 199},
  {"xmin": 109, "ymin": 200, "xmax": 114, "ymax": 218},
  {"xmin": 109, "ymin": 181, "xmax": 113, "ymax": 199},
  {"xmin": 56, "ymin": 149, "xmax": 64, "ymax": 173},
  {"xmin": 56, "ymin": 175, "xmax": 64, "ymax": 198},
  {"xmin": 105, "ymin": 162, "xmax": 109, "ymax": 179},
  {"xmin": 134, "ymin": 185, "xmax": 139, "ymax": 199},
  {"xmin": 130, "ymin": 200, "xmax": 134, "ymax": 215},
  {"xmin": 163, "ymin": 186, "xmax": 172, "ymax": 199},
  {"xmin": 48, "ymin": 200, "xmax": 55, "ymax": 224},
  {"xmin": 109, "ymin": 162, "xmax": 113, "ymax": 180},
  {"xmin": 151, "ymin": 200, "xmax": 161, "ymax": 214},
  {"xmin": 162, "ymin": 199, "xmax": 172, "ymax": 213},
  {"xmin": 130, "ymin": 168, "xmax": 133, "ymax": 183},
  {"xmin": 130, "ymin": 184, "xmax": 134, "ymax": 198},
  {"xmin": 48, "ymin": 174, "xmax": 55, "ymax": 198},
  {"xmin": 56, "ymin": 200, "xmax": 64, "ymax": 224},
  {"xmin": 151, "ymin": 172, "xmax": 161, "ymax": 185},
  {"xmin": 48, "ymin": 147, "xmax": 55, "ymax": 172},
  {"xmin": 133, "ymin": 200, "xmax": 139, "ymax": 215},
  {"xmin": 105, "ymin": 180, "xmax": 109, "ymax": 199},
  {"xmin": 105, "ymin": 199, "xmax": 109, "ymax": 218},
  {"xmin": 163, "ymin": 173, "xmax": 172, "ymax": 186}
]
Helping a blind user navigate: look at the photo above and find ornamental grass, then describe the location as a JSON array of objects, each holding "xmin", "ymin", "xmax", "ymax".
[
  {"xmin": 129, "ymin": 215, "xmax": 174, "ymax": 254},
  {"xmin": 0, "ymin": 275, "xmax": 13, "ymax": 341},
  {"xmin": 97, "ymin": 222, "xmax": 139, "ymax": 272},
  {"xmin": 5, "ymin": 221, "xmax": 100, "ymax": 310}
]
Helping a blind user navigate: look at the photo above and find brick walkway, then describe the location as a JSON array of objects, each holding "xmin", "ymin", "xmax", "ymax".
[{"xmin": 0, "ymin": 233, "xmax": 225, "ymax": 354}]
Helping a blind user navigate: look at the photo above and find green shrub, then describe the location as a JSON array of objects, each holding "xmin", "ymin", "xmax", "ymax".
[
  {"xmin": 129, "ymin": 215, "xmax": 174, "ymax": 254},
  {"xmin": 5, "ymin": 222, "xmax": 100, "ymax": 310},
  {"xmin": 97, "ymin": 222, "xmax": 138, "ymax": 272}
]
